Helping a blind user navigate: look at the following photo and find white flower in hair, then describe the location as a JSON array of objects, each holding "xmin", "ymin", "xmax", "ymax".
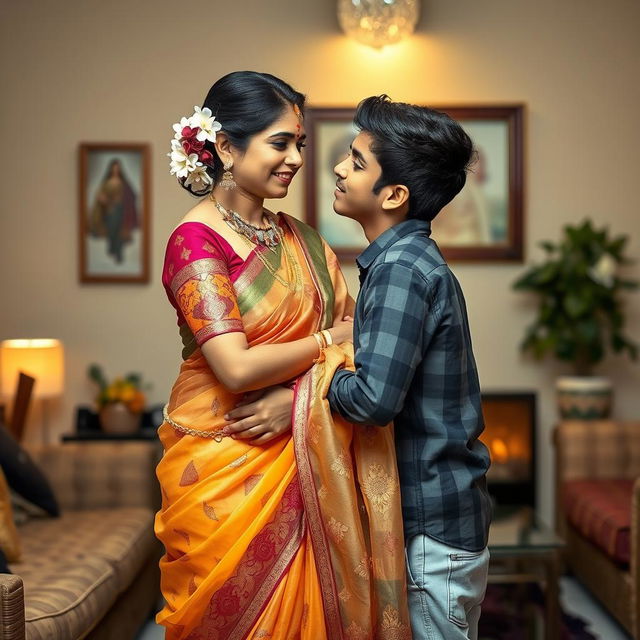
[
  {"xmin": 172, "ymin": 117, "xmax": 191, "ymax": 140},
  {"xmin": 184, "ymin": 163, "xmax": 213, "ymax": 193},
  {"xmin": 168, "ymin": 139, "xmax": 198, "ymax": 178},
  {"xmin": 189, "ymin": 106, "xmax": 221, "ymax": 143}
]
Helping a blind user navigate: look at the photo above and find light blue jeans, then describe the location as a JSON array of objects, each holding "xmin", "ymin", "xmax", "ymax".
[{"xmin": 405, "ymin": 534, "xmax": 490, "ymax": 640}]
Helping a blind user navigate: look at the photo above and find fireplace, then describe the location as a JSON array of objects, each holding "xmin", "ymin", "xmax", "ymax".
[{"xmin": 479, "ymin": 392, "xmax": 536, "ymax": 507}]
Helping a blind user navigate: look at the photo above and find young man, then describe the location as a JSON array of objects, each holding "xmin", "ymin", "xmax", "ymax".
[{"xmin": 327, "ymin": 95, "xmax": 492, "ymax": 640}]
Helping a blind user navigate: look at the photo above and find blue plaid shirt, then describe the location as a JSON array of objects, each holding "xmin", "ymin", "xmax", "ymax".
[{"xmin": 328, "ymin": 219, "xmax": 492, "ymax": 551}]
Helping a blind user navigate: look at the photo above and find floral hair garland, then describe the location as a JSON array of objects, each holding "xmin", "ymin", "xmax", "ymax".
[{"xmin": 168, "ymin": 106, "xmax": 222, "ymax": 194}]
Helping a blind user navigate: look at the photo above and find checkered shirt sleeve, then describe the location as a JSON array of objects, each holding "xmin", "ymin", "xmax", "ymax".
[{"xmin": 328, "ymin": 262, "xmax": 433, "ymax": 426}]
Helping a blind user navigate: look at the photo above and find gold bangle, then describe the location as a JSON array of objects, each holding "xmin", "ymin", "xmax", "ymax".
[
  {"xmin": 312, "ymin": 332, "xmax": 325, "ymax": 354},
  {"xmin": 321, "ymin": 329, "xmax": 333, "ymax": 346}
]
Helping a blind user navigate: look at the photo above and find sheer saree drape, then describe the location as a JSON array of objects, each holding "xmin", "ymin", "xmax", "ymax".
[{"xmin": 155, "ymin": 215, "xmax": 411, "ymax": 639}]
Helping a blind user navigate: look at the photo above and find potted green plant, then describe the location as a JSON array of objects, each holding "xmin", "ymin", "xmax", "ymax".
[
  {"xmin": 88, "ymin": 364, "xmax": 147, "ymax": 434},
  {"xmin": 513, "ymin": 220, "xmax": 638, "ymax": 419}
]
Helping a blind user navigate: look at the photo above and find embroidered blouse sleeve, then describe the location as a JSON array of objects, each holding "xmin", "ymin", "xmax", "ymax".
[{"xmin": 165, "ymin": 224, "xmax": 244, "ymax": 346}]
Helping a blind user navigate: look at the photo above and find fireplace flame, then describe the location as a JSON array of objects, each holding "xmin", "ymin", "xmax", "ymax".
[{"xmin": 490, "ymin": 437, "xmax": 509, "ymax": 464}]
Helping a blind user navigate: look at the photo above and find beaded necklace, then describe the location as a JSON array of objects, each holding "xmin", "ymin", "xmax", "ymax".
[
  {"xmin": 210, "ymin": 194, "xmax": 281, "ymax": 250},
  {"xmin": 211, "ymin": 195, "xmax": 302, "ymax": 291}
]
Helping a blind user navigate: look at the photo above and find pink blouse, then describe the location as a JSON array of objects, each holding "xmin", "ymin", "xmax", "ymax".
[{"xmin": 162, "ymin": 222, "xmax": 247, "ymax": 347}]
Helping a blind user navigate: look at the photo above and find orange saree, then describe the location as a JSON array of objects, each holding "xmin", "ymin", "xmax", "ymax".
[{"xmin": 155, "ymin": 214, "xmax": 411, "ymax": 639}]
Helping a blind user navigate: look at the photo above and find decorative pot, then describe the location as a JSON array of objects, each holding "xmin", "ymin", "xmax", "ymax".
[
  {"xmin": 99, "ymin": 402, "xmax": 142, "ymax": 434},
  {"xmin": 556, "ymin": 376, "xmax": 613, "ymax": 420}
]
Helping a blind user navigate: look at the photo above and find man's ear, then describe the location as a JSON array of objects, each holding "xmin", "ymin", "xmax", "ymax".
[{"xmin": 381, "ymin": 184, "xmax": 410, "ymax": 212}]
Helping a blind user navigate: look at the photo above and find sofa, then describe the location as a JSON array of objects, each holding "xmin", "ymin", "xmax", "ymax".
[
  {"xmin": 0, "ymin": 441, "xmax": 162, "ymax": 640},
  {"xmin": 554, "ymin": 419, "xmax": 640, "ymax": 638}
]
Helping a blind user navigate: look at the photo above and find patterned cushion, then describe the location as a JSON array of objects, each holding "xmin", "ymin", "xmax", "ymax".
[
  {"xmin": 8, "ymin": 507, "xmax": 155, "ymax": 637},
  {"xmin": 557, "ymin": 421, "xmax": 640, "ymax": 481},
  {"xmin": 563, "ymin": 478, "xmax": 633, "ymax": 565}
]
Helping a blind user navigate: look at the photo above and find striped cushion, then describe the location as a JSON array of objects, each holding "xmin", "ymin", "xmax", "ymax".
[
  {"xmin": 557, "ymin": 421, "xmax": 640, "ymax": 481},
  {"xmin": 563, "ymin": 478, "xmax": 632, "ymax": 565},
  {"xmin": 29, "ymin": 442, "xmax": 159, "ymax": 512},
  {"xmin": 21, "ymin": 557, "xmax": 118, "ymax": 639},
  {"xmin": 8, "ymin": 507, "xmax": 154, "ymax": 638},
  {"xmin": 78, "ymin": 508, "xmax": 156, "ymax": 592}
]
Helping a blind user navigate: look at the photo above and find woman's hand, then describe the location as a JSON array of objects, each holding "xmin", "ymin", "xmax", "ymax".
[
  {"xmin": 328, "ymin": 316, "xmax": 354, "ymax": 345},
  {"xmin": 224, "ymin": 386, "xmax": 294, "ymax": 445}
]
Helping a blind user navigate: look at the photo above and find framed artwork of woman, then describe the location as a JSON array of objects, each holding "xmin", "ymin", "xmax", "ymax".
[{"xmin": 79, "ymin": 143, "xmax": 151, "ymax": 283}]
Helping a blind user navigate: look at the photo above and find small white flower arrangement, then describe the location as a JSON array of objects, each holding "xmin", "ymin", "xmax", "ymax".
[
  {"xmin": 189, "ymin": 106, "xmax": 221, "ymax": 143},
  {"xmin": 168, "ymin": 106, "xmax": 222, "ymax": 193}
]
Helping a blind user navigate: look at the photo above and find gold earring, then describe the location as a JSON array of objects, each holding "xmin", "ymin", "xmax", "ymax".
[{"xmin": 219, "ymin": 160, "xmax": 236, "ymax": 190}]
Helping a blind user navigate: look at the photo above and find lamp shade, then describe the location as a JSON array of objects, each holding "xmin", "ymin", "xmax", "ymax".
[
  {"xmin": 0, "ymin": 339, "xmax": 64, "ymax": 398},
  {"xmin": 337, "ymin": 0, "xmax": 420, "ymax": 49}
]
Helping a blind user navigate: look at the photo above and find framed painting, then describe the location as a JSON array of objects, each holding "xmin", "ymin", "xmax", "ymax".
[
  {"xmin": 304, "ymin": 105, "xmax": 524, "ymax": 262},
  {"xmin": 79, "ymin": 143, "xmax": 151, "ymax": 283}
]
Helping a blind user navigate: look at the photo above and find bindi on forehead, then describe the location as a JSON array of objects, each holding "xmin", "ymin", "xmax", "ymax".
[{"xmin": 292, "ymin": 103, "xmax": 304, "ymax": 139}]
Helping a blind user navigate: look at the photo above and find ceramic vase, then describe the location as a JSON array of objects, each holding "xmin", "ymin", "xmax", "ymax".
[
  {"xmin": 556, "ymin": 376, "xmax": 613, "ymax": 420},
  {"xmin": 99, "ymin": 402, "xmax": 142, "ymax": 434}
]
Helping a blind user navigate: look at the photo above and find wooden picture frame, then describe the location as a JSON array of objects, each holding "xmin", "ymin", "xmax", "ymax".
[
  {"xmin": 79, "ymin": 143, "xmax": 151, "ymax": 283},
  {"xmin": 304, "ymin": 105, "xmax": 524, "ymax": 262}
]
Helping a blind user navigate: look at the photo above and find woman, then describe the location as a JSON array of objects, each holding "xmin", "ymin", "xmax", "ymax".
[
  {"xmin": 90, "ymin": 159, "xmax": 138, "ymax": 263},
  {"xmin": 155, "ymin": 71, "xmax": 411, "ymax": 639}
]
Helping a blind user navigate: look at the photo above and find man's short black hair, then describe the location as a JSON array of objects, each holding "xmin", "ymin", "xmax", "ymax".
[{"xmin": 354, "ymin": 95, "xmax": 474, "ymax": 222}]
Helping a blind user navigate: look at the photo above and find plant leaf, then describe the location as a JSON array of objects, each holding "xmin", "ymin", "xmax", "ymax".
[
  {"xmin": 563, "ymin": 294, "xmax": 588, "ymax": 318},
  {"xmin": 88, "ymin": 364, "xmax": 107, "ymax": 389}
]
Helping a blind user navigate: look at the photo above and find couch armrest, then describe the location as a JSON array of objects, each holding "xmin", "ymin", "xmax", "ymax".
[
  {"xmin": 0, "ymin": 573, "xmax": 25, "ymax": 640},
  {"xmin": 26, "ymin": 441, "xmax": 161, "ymax": 512}
]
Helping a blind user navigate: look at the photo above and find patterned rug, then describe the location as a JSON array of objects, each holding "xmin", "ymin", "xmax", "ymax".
[{"xmin": 479, "ymin": 584, "xmax": 598, "ymax": 640}]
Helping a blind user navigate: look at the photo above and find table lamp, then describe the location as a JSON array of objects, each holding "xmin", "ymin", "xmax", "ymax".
[{"xmin": 0, "ymin": 339, "xmax": 65, "ymax": 444}]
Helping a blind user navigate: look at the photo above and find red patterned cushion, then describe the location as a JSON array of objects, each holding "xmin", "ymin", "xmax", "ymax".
[{"xmin": 563, "ymin": 478, "xmax": 633, "ymax": 565}]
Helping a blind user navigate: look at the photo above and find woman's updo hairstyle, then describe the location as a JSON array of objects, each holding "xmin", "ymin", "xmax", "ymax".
[{"xmin": 180, "ymin": 71, "xmax": 305, "ymax": 196}]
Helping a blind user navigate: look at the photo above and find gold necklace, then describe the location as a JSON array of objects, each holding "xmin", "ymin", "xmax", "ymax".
[
  {"xmin": 276, "ymin": 234, "xmax": 304, "ymax": 292},
  {"xmin": 236, "ymin": 227, "xmax": 303, "ymax": 292},
  {"xmin": 209, "ymin": 194, "xmax": 302, "ymax": 291},
  {"xmin": 210, "ymin": 194, "xmax": 281, "ymax": 250}
]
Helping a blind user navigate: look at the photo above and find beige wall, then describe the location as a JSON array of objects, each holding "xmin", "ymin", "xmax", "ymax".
[{"xmin": 1, "ymin": 0, "xmax": 639, "ymax": 524}]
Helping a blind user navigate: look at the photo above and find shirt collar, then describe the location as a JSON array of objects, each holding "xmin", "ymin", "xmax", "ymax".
[{"xmin": 356, "ymin": 218, "xmax": 432, "ymax": 271}]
